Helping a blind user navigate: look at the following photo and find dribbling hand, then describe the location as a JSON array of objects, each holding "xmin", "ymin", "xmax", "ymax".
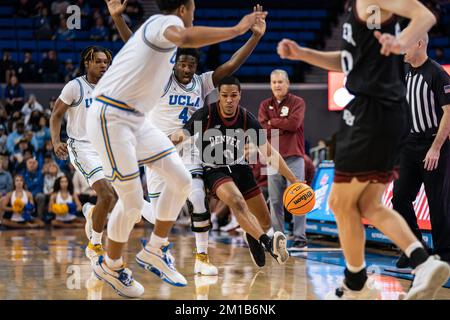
[{"xmin": 54, "ymin": 142, "xmax": 68, "ymax": 160}]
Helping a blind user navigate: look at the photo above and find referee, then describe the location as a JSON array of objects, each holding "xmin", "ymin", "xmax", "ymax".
[{"xmin": 392, "ymin": 33, "xmax": 450, "ymax": 267}]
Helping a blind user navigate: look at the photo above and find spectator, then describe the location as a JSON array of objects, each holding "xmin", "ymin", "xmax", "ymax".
[
  {"xmin": 34, "ymin": 7, "xmax": 53, "ymax": 40},
  {"xmin": 34, "ymin": 116, "xmax": 51, "ymax": 151},
  {"xmin": 54, "ymin": 17, "xmax": 75, "ymax": 41},
  {"xmin": 75, "ymin": 0, "xmax": 91, "ymax": 19},
  {"xmin": 43, "ymin": 161, "xmax": 64, "ymax": 195},
  {"xmin": 90, "ymin": 16, "xmax": 109, "ymax": 41},
  {"xmin": 72, "ymin": 169, "xmax": 95, "ymax": 205},
  {"xmin": 17, "ymin": 51, "xmax": 39, "ymax": 83},
  {"xmin": 258, "ymin": 69, "xmax": 308, "ymax": 251},
  {"xmin": 1, "ymin": 174, "xmax": 45, "ymax": 229},
  {"xmin": 44, "ymin": 96, "xmax": 57, "ymax": 118},
  {"xmin": 0, "ymin": 125, "xmax": 7, "ymax": 154},
  {"xmin": 6, "ymin": 120, "xmax": 38, "ymax": 155},
  {"xmin": 4, "ymin": 75, "xmax": 25, "ymax": 115},
  {"xmin": 11, "ymin": 137, "xmax": 32, "ymax": 171},
  {"xmin": 48, "ymin": 175, "xmax": 84, "ymax": 228},
  {"xmin": 22, "ymin": 157, "xmax": 46, "ymax": 220},
  {"xmin": 310, "ymin": 139, "xmax": 329, "ymax": 167},
  {"xmin": 40, "ymin": 50, "xmax": 60, "ymax": 83},
  {"xmin": 14, "ymin": 0, "xmax": 34, "ymax": 18},
  {"xmin": 0, "ymin": 51, "xmax": 16, "ymax": 83},
  {"xmin": 125, "ymin": 0, "xmax": 144, "ymax": 24},
  {"xmin": 26, "ymin": 110, "xmax": 42, "ymax": 132},
  {"xmin": 63, "ymin": 59, "xmax": 77, "ymax": 83},
  {"xmin": 50, "ymin": 0, "xmax": 70, "ymax": 17},
  {"xmin": 0, "ymin": 153, "xmax": 13, "ymax": 196},
  {"xmin": 21, "ymin": 94, "xmax": 44, "ymax": 125}
]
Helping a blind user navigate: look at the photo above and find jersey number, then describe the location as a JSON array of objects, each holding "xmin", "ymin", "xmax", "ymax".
[
  {"xmin": 341, "ymin": 50, "xmax": 354, "ymax": 75},
  {"xmin": 178, "ymin": 107, "xmax": 189, "ymax": 124}
]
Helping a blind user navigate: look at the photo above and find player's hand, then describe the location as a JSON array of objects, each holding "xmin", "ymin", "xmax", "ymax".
[
  {"xmin": 54, "ymin": 142, "xmax": 68, "ymax": 160},
  {"xmin": 170, "ymin": 130, "xmax": 186, "ymax": 145},
  {"xmin": 374, "ymin": 31, "xmax": 403, "ymax": 56},
  {"xmin": 235, "ymin": 9, "xmax": 268, "ymax": 36},
  {"xmin": 104, "ymin": 0, "xmax": 128, "ymax": 17},
  {"xmin": 251, "ymin": 4, "xmax": 266, "ymax": 38},
  {"xmin": 423, "ymin": 145, "xmax": 440, "ymax": 171},
  {"xmin": 277, "ymin": 39, "xmax": 303, "ymax": 60}
]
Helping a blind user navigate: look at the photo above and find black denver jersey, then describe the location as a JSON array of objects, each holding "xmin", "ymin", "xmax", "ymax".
[
  {"xmin": 342, "ymin": 0, "xmax": 406, "ymax": 102},
  {"xmin": 183, "ymin": 103, "xmax": 266, "ymax": 167}
]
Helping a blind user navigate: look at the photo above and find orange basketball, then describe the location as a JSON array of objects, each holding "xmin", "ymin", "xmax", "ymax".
[{"xmin": 283, "ymin": 182, "xmax": 316, "ymax": 216}]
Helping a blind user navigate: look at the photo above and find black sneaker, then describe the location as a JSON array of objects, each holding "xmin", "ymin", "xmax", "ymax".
[
  {"xmin": 288, "ymin": 240, "xmax": 308, "ymax": 252},
  {"xmin": 396, "ymin": 253, "xmax": 411, "ymax": 269},
  {"xmin": 268, "ymin": 231, "xmax": 289, "ymax": 265},
  {"xmin": 244, "ymin": 232, "xmax": 266, "ymax": 267}
]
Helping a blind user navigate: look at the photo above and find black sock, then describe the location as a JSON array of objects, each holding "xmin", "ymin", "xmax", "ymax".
[
  {"xmin": 409, "ymin": 247, "xmax": 429, "ymax": 269},
  {"xmin": 344, "ymin": 268, "xmax": 368, "ymax": 291},
  {"xmin": 259, "ymin": 234, "xmax": 271, "ymax": 251}
]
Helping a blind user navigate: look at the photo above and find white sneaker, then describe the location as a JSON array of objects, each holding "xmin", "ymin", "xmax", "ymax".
[
  {"xmin": 194, "ymin": 252, "xmax": 218, "ymax": 276},
  {"xmin": 135, "ymin": 243, "xmax": 187, "ymax": 287},
  {"xmin": 404, "ymin": 255, "xmax": 450, "ymax": 300},
  {"xmin": 325, "ymin": 278, "xmax": 381, "ymax": 300},
  {"xmin": 82, "ymin": 202, "xmax": 95, "ymax": 240},
  {"xmin": 92, "ymin": 256, "xmax": 144, "ymax": 298},
  {"xmin": 85, "ymin": 242, "xmax": 105, "ymax": 261},
  {"xmin": 220, "ymin": 215, "xmax": 239, "ymax": 232}
]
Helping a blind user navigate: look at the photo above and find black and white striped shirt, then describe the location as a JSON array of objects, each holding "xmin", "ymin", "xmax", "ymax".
[{"xmin": 405, "ymin": 59, "xmax": 450, "ymax": 135}]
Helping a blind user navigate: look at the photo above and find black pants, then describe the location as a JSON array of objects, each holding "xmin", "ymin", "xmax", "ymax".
[{"xmin": 392, "ymin": 136, "xmax": 450, "ymax": 261}]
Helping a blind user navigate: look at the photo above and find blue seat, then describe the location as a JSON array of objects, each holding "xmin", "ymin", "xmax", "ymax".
[
  {"xmin": 15, "ymin": 18, "xmax": 34, "ymax": 28},
  {"xmin": 97, "ymin": 41, "xmax": 114, "ymax": 50},
  {"xmin": 17, "ymin": 30, "xmax": 34, "ymax": 40},
  {"xmin": 74, "ymin": 41, "xmax": 93, "ymax": 51},
  {"xmin": 56, "ymin": 41, "xmax": 75, "ymax": 52},
  {"xmin": 58, "ymin": 52, "xmax": 76, "ymax": 62},
  {"xmin": 17, "ymin": 40, "xmax": 37, "ymax": 51},
  {"xmin": 0, "ymin": 40, "xmax": 17, "ymax": 51},
  {"xmin": 75, "ymin": 31, "xmax": 91, "ymax": 40},
  {"xmin": 0, "ymin": 6, "xmax": 14, "ymax": 16},
  {"xmin": 38, "ymin": 40, "xmax": 55, "ymax": 52},
  {"xmin": 0, "ymin": 30, "xmax": 15, "ymax": 39},
  {"xmin": 0, "ymin": 18, "xmax": 13, "ymax": 27},
  {"xmin": 112, "ymin": 41, "xmax": 124, "ymax": 52}
]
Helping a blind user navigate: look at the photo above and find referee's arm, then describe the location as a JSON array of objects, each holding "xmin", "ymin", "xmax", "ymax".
[{"xmin": 424, "ymin": 69, "xmax": 450, "ymax": 171}]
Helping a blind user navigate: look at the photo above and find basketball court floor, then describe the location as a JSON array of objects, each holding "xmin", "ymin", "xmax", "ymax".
[{"xmin": 0, "ymin": 226, "xmax": 449, "ymax": 300}]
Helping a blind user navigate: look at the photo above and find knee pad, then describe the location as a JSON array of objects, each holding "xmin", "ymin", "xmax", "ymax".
[
  {"xmin": 107, "ymin": 189, "xmax": 144, "ymax": 243},
  {"xmin": 188, "ymin": 179, "xmax": 207, "ymax": 213},
  {"xmin": 191, "ymin": 210, "xmax": 212, "ymax": 233}
]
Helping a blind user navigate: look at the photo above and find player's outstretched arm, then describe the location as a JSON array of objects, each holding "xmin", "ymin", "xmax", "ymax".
[
  {"xmin": 258, "ymin": 142, "xmax": 299, "ymax": 184},
  {"xmin": 277, "ymin": 39, "xmax": 342, "ymax": 72},
  {"xmin": 49, "ymin": 99, "xmax": 70, "ymax": 160},
  {"xmin": 164, "ymin": 10, "xmax": 267, "ymax": 48},
  {"xmin": 373, "ymin": 0, "xmax": 436, "ymax": 56},
  {"xmin": 105, "ymin": 0, "xmax": 133, "ymax": 42},
  {"xmin": 212, "ymin": 5, "xmax": 266, "ymax": 86}
]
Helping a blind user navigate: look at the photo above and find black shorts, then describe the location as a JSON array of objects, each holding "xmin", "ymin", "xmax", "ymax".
[
  {"xmin": 203, "ymin": 165, "xmax": 261, "ymax": 200},
  {"xmin": 334, "ymin": 96, "xmax": 408, "ymax": 183}
]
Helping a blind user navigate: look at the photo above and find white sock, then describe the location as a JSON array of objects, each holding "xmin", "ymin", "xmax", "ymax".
[
  {"xmin": 195, "ymin": 231, "xmax": 209, "ymax": 254},
  {"xmin": 91, "ymin": 231, "xmax": 103, "ymax": 245},
  {"xmin": 346, "ymin": 262, "xmax": 366, "ymax": 273},
  {"xmin": 105, "ymin": 255, "xmax": 123, "ymax": 270},
  {"xmin": 148, "ymin": 233, "xmax": 168, "ymax": 249},
  {"xmin": 405, "ymin": 241, "xmax": 424, "ymax": 258}
]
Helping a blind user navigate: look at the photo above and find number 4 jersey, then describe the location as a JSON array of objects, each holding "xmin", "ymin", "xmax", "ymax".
[
  {"xmin": 58, "ymin": 75, "xmax": 95, "ymax": 142},
  {"xmin": 149, "ymin": 71, "xmax": 215, "ymax": 136},
  {"xmin": 342, "ymin": 0, "xmax": 406, "ymax": 102}
]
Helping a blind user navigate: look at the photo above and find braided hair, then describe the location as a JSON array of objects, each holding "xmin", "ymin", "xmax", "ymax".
[{"xmin": 79, "ymin": 45, "xmax": 112, "ymax": 76}]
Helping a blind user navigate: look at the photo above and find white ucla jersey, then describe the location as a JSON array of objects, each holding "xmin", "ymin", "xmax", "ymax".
[
  {"xmin": 150, "ymin": 71, "xmax": 215, "ymax": 136},
  {"xmin": 92, "ymin": 14, "xmax": 184, "ymax": 113},
  {"xmin": 59, "ymin": 75, "xmax": 95, "ymax": 141}
]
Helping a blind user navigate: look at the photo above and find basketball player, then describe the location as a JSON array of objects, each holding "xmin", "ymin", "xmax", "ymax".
[
  {"xmin": 175, "ymin": 76, "xmax": 297, "ymax": 268},
  {"xmin": 277, "ymin": 0, "xmax": 450, "ymax": 300},
  {"xmin": 109, "ymin": 1, "xmax": 267, "ymax": 276},
  {"xmin": 50, "ymin": 46, "xmax": 117, "ymax": 260},
  {"xmin": 86, "ymin": 0, "xmax": 267, "ymax": 298}
]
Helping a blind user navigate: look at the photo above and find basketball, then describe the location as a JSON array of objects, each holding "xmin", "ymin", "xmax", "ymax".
[{"xmin": 283, "ymin": 182, "xmax": 316, "ymax": 216}]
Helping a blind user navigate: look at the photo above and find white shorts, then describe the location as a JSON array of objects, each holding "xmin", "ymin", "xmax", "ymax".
[
  {"xmin": 67, "ymin": 138, "xmax": 105, "ymax": 187},
  {"xmin": 146, "ymin": 140, "xmax": 202, "ymax": 200},
  {"xmin": 86, "ymin": 99, "xmax": 177, "ymax": 183}
]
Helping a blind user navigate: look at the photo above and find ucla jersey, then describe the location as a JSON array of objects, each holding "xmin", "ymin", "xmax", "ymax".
[
  {"xmin": 59, "ymin": 75, "xmax": 95, "ymax": 141},
  {"xmin": 150, "ymin": 71, "xmax": 215, "ymax": 136},
  {"xmin": 92, "ymin": 14, "xmax": 184, "ymax": 113}
]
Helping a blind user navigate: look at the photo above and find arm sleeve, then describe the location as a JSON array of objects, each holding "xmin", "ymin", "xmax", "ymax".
[
  {"xmin": 269, "ymin": 98, "xmax": 306, "ymax": 132},
  {"xmin": 58, "ymin": 80, "xmax": 81, "ymax": 106},
  {"xmin": 183, "ymin": 106, "xmax": 209, "ymax": 136},
  {"xmin": 246, "ymin": 111, "xmax": 267, "ymax": 146},
  {"xmin": 433, "ymin": 69, "xmax": 450, "ymax": 108},
  {"xmin": 198, "ymin": 72, "xmax": 215, "ymax": 99},
  {"xmin": 144, "ymin": 15, "xmax": 184, "ymax": 48}
]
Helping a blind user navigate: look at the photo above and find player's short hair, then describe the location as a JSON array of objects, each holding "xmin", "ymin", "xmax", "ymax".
[
  {"xmin": 176, "ymin": 48, "xmax": 200, "ymax": 63},
  {"xmin": 79, "ymin": 45, "xmax": 112, "ymax": 75},
  {"xmin": 218, "ymin": 76, "xmax": 241, "ymax": 92},
  {"xmin": 156, "ymin": 0, "xmax": 191, "ymax": 12}
]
